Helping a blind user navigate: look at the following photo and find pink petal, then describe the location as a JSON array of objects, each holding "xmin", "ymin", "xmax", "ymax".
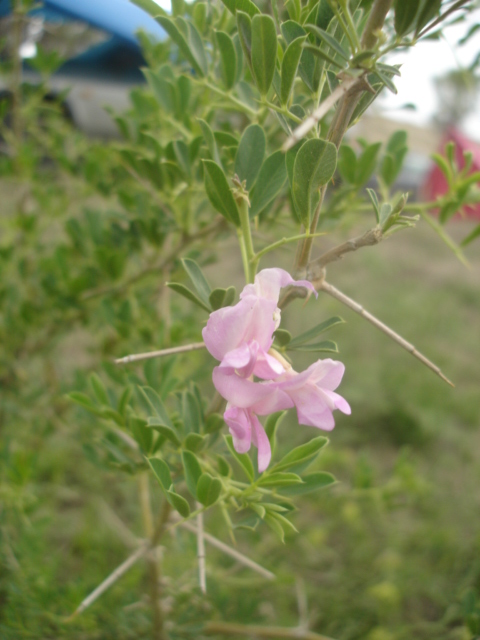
[
  {"xmin": 212, "ymin": 368, "xmax": 293, "ymax": 413},
  {"xmin": 218, "ymin": 341, "xmax": 259, "ymax": 378},
  {"xmin": 213, "ymin": 367, "xmax": 277, "ymax": 408},
  {"xmin": 250, "ymin": 411, "xmax": 271, "ymax": 472},
  {"xmin": 224, "ymin": 405, "xmax": 252, "ymax": 453},
  {"xmin": 252, "ymin": 350, "xmax": 285, "ymax": 380},
  {"xmin": 241, "ymin": 268, "xmax": 317, "ymax": 302},
  {"xmin": 202, "ymin": 296, "xmax": 277, "ymax": 361},
  {"xmin": 304, "ymin": 359, "xmax": 346, "ymax": 391}
]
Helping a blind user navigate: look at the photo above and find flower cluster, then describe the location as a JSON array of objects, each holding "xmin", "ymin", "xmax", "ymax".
[{"xmin": 203, "ymin": 269, "xmax": 350, "ymax": 472}]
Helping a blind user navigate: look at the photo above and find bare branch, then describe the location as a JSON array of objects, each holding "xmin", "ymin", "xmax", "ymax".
[
  {"xmin": 308, "ymin": 228, "xmax": 383, "ymax": 278},
  {"xmin": 177, "ymin": 518, "xmax": 275, "ymax": 581},
  {"xmin": 68, "ymin": 543, "xmax": 149, "ymax": 620},
  {"xmin": 319, "ymin": 280, "xmax": 454, "ymax": 387},
  {"xmin": 282, "ymin": 76, "xmax": 361, "ymax": 152},
  {"xmin": 203, "ymin": 621, "xmax": 336, "ymax": 639},
  {"xmin": 115, "ymin": 342, "xmax": 206, "ymax": 365},
  {"xmin": 196, "ymin": 505, "xmax": 207, "ymax": 594}
]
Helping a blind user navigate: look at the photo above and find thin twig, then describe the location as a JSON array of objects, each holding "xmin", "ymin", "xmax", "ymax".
[
  {"xmin": 68, "ymin": 542, "xmax": 149, "ymax": 620},
  {"xmin": 308, "ymin": 228, "xmax": 383, "ymax": 277},
  {"xmin": 203, "ymin": 621, "xmax": 336, "ymax": 639},
  {"xmin": 69, "ymin": 501, "xmax": 172, "ymax": 621},
  {"xmin": 177, "ymin": 519, "xmax": 275, "ymax": 580},
  {"xmin": 282, "ymin": 76, "xmax": 361, "ymax": 151},
  {"xmin": 115, "ymin": 342, "xmax": 206, "ymax": 365},
  {"xmin": 196, "ymin": 504, "xmax": 207, "ymax": 594},
  {"xmin": 319, "ymin": 280, "xmax": 454, "ymax": 387}
]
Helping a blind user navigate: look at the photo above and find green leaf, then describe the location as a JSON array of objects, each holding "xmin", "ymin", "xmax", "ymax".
[
  {"xmin": 292, "ymin": 138, "xmax": 337, "ymax": 227},
  {"xmin": 198, "ymin": 118, "xmax": 222, "ymax": 166},
  {"xmin": 415, "ymin": 0, "xmax": 441, "ymax": 36},
  {"xmin": 182, "ymin": 450, "xmax": 202, "ymax": 498},
  {"xmin": 166, "ymin": 282, "xmax": 211, "ymax": 312},
  {"xmin": 316, "ymin": 0, "xmax": 335, "ymax": 30},
  {"xmin": 282, "ymin": 20, "xmax": 319, "ymax": 92},
  {"xmin": 367, "ymin": 188, "xmax": 380, "ymax": 223},
  {"xmin": 205, "ymin": 413, "xmax": 225, "ymax": 434},
  {"xmin": 393, "ymin": 0, "xmax": 419, "ymax": 36},
  {"xmin": 184, "ymin": 433, "xmax": 206, "ymax": 452},
  {"xmin": 288, "ymin": 316, "xmax": 344, "ymax": 347},
  {"xmin": 216, "ymin": 31, "xmax": 238, "ymax": 90},
  {"xmin": 196, "ymin": 473, "xmax": 222, "ymax": 506},
  {"xmin": 156, "ymin": 16, "xmax": 207, "ymax": 77},
  {"xmin": 287, "ymin": 340, "xmax": 338, "ymax": 353},
  {"xmin": 220, "ymin": 0, "xmax": 260, "ymax": 18},
  {"xmin": 273, "ymin": 435, "xmax": 328, "ymax": 472},
  {"xmin": 355, "ymin": 142, "xmax": 381, "ymax": 185},
  {"xmin": 234, "ymin": 124, "xmax": 266, "ymax": 190},
  {"xmin": 258, "ymin": 472, "xmax": 303, "ymax": 488},
  {"xmin": 249, "ymin": 151, "xmax": 287, "ymax": 218},
  {"xmin": 225, "ymin": 435, "xmax": 254, "ymax": 482},
  {"xmin": 376, "ymin": 62, "xmax": 401, "ymax": 78},
  {"xmin": 166, "ymin": 490, "xmax": 190, "ymax": 517},
  {"xmin": 130, "ymin": 418, "xmax": 153, "ymax": 454},
  {"xmin": 280, "ymin": 471, "xmax": 336, "ymax": 495},
  {"xmin": 264, "ymin": 411, "xmax": 286, "ymax": 459},
  {"xmin": 237, "ymin": 11, "xmax": 253, "ymax": 72},
  {"xmin": 338, "ymin": 145, "xmax": 357, "ymax": 184},
  {"xmin": 267, "ymin": 512, "xmax": 298, "ymax": 536},
  {"xmin": 460, "ymin": 223, "xmax": 480, "ymax": 247},
  {"xmin": 182, "ymin": 390, "xmax": 202, "ymax": 433},
  {"xmin": 181, "ymin": 258, "xmax": 211, "ymax": 307},
  {"xmin": 209, "ymin": 286, "xmax": 236, "ymax": 310},
  {"xmin": 264, "ymin": 513, "xmax": 285, "ymax": 541},
  {"xmin": 203, "ymin": 160, "xmax": 240, "ymax": 226},
  {"xmin": 68, "ymin": 392, "xmax": 102, "ymax": 416},
  {"xmin": 305, "ymin": 24, "xmax": 349, "ymax": 62},
  {"xmin": 89, "ymin": 373, "xmax": 109, "ymax": 406},
  {"xmin": 147, "ymin": 419, "xmax": 181, "ymax": 447},
  {"xmin": 138, "ymin": 387, "xmax": 174, "ymax": 429},
  {"xmin": 304, "ymin": 44, "xmax": 346, "ymax": 71},
  {"xmin": 148, "ymin": 457, "xmax": 172, "ymax": 490},
  {"xmin": 273, "ymin": 328, "xmax": 292, "ymax": 346},
  {"xmin": 251, "ymin": 15, "xmax": 277, "ymax": 96},
  {"xmin": 376, "ymin": 69, "xmax": 398, "ymax": 94},
  {"xmin": 280, "ymin": 36, "xmax": 306, "ymax": 106}
]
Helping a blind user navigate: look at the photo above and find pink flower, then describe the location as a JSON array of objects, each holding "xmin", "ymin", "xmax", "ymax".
[
  {"xmin": 213, "ymin": 361, "xmax": 350, "ymax": 471},
  {"xmin": 203, "ymin": 267, "xmax": 350, "ymax": 472},
  {"xmin": 202, "ymin": 268, "xmax": 316, "ymax": 380}
]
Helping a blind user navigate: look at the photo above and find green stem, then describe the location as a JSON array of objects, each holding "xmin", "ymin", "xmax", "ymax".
[
  {"xmin": 237, "ymin": 229, "xmax": 250, "ymax": 284},
  {"xmin": 261, "ymin": 99, "xmax": 303, "ymax": 124},
  {"xmin": 238, "ymin": 198, "xmax": 256, "ymax": 282},
  {"xmin": 330, "ymin": 1, "xmax": 358, "ymax": 53},
  {"xmin": 200, "ymin": 79, "xmax": 258, "ymax": 117},
  {"xmin": 340, "ymin": 0, "xmax": 362, "ymax": 51},
  {"xmin": 254, "ymin": 232, "xmax": 326, "ymax": 261}
]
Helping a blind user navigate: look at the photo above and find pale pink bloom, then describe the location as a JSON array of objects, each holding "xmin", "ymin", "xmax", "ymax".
[
  {"xmin": 202, "ymin": 268, "xmax": 316, "ymax": 380},
  {"xmin": 203, "ymin": 267, "xmax": 349, "ymax": 472},
  {"xmin": 213, "ymin": 359, "xmax": 350, "ymax": 471}
]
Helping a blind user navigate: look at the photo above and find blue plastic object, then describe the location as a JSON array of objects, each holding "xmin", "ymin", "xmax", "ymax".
[{"xmin": 0, "ymin": 0, "xmax": 165, "ymax": 46}]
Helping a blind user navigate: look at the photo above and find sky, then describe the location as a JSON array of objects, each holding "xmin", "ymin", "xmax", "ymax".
[
  {"xmin": 151, "ymin": 1, "xmax": 480, "ymax": 139},
  {"xmin": 379, "ymin": 8, "xmax": 480, "ymax": 141}
]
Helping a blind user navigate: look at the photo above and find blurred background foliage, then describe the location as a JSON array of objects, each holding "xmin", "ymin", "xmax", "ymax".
[{"xmin": 0, "ymin": 0, "xmax": 479, "ymax": 639}]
